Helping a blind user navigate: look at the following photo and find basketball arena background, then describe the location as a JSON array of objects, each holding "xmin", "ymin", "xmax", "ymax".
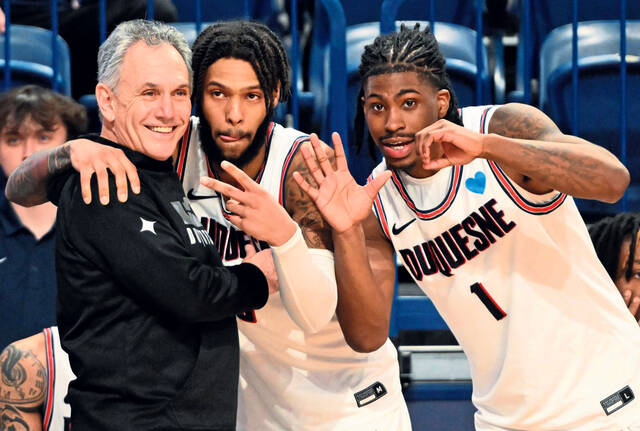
[{"xmin": 1, "ymin": 0, "xmax": 637, "ymax": 428}]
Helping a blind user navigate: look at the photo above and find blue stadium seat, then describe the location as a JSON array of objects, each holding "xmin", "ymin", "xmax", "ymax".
[
  {"xmin": 341, "ymin": 0, "xmax": 476, "ymax": 27},
  {"xmin": 172, "ymin": 0, "xmax": 277, "ymax": 22},
  {"xmin": 510, "ymin": 0, "xmax": 640, "ymax": 103},
  {"xmin": 0, "ymin": 25, "xmax": 71, "ymax": 95},
  {"xmin": 303, "ymin": 0, "xmax": 348, "ymax": 149},
  {"xmin": 539, "ymin": 20, "xmax": 640, "ymax": 214},
  {"xmin": 345, "ymin": 21, "xmax": 492, "ymax": 184}
]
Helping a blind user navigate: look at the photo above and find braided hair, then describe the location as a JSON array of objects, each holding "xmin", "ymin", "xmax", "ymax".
[
  {"xmin": 355, "ymin": 23, "xmax": 463, "ymax": 158},
  {"xmin": 191, "ymin": 20, "xmax": 291, "ymax": 166},
  {"xmin": 589, "ymin": 212, "xmax": 640, "ymax": 282}
]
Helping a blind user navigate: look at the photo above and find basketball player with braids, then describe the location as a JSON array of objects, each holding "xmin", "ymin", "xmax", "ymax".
[
  {"xmin": 6, "ymin": 20, "xmax": 411, "ymax": 430},
  {"xmin": 590, "ymin": 212, "xmax": 640, "ymax": 325},
  {"xmin": 294, "ymin": 24, "xmax": 640, "ymax": 430}
]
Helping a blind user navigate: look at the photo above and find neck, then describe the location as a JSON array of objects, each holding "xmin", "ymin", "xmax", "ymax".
[{"xmin": 11, "ymin": 202, "xmax": 57, "ymax": 240}]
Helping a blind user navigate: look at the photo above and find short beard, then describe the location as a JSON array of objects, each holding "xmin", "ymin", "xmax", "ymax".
[{"xmin": 198, "ymin": 107, "xmax": 274, "ymax": 170}]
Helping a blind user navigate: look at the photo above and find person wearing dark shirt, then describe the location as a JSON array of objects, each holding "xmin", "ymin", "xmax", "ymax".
[
  {"xmin": 45, "ymin": 20, "xmax": 292, "ymax": 430},
  {"xmin": 0, "ymin": 85, "xmax": 87, "ymax": 351}
]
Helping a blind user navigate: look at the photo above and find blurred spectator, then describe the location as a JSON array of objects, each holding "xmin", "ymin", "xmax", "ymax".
[
  {"xmin": 0, "ymin": 0, "xmax": 178, "ymax": 98},
  {"xmin": 0, "ymin": 85, "xmax": 87, "ymax": 350},
  {"xmin": 589, "ymin": 212, "xmax": 640, "ymax": 325}
]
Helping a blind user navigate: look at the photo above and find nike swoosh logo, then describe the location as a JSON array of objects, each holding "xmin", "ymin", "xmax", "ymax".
[
  {"xmin": 187, "ymin": 188, "xmax": 219, "ymax": 201},
  {"xmin": 0, "ymin": 257, "xmax": 6, "ymax": 264},
  {"xmin": 391, "ymin": 218, "xmax": 416, "ymax": 235}
]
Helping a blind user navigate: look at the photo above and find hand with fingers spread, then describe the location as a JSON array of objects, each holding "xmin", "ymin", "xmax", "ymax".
[
  {"xmin": 622, "ymin": 289, "xmax": 640, "ymax": 325},
  {"xmin": 243, "ymin": 243, "xmax": 279, "ymax": 294},
  {"xmin": 68, "ymin": 139, "xmax": 141, "ymax": 205},
  {"xmin": 416, "ymin": 119, "xmax": 485, "ymax": 171},
  {"xmin": 200, "ymin": 161, "xmax": 297, "ymax": 246},
  {"xmin": 292, "ymin": 132, "xmax": 391, "ymax": 233}
]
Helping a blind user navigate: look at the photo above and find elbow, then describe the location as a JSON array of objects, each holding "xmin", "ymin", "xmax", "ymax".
[
  {"xmin": 343, "ymin": 328, "xmax": 388, "ymax": 353},
  {"xmin": 601, "ymin": 165, "xmax": 630, "ymax": 203}
]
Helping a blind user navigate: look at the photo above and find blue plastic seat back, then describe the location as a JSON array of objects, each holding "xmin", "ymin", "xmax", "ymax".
[
  {"xmin": 344, "ymin": 21, "xmax": 491, "ymax": 184},
  {"xmin": 172, "ymin": 0, "xmax": 276, "ymax": 22},
  {"xmin": 0, "ymin": 24, "xmax": 71, "ymax": 95},
  {"xmin": 341, "ymin": 0, "xmax": 475, "ymax": 27},
  {"xmin": 512, "ymin": 0, "xmax": 640, "ymax": 102},
  {"xmin": 540, "ymin": 20, "xmax": 640, "ymax": 213}
]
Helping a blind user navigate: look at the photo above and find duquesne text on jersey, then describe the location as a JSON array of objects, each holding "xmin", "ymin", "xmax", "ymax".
[
  {"xmin": 399, "ymin": 199, "xmax": 516, "ymax": 279},
  {"xmin": 201, "ymin": 216, "xmax": 270, "ymax": 262}
]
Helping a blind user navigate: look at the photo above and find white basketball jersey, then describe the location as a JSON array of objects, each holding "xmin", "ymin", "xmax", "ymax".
[
  {"xmin": 370, "ymin": 105, "xmax": 640, "ymax": 430},
  {"xmin": 177, "ymin": 117, "xmax": 410, "ymax": 431},
  {"xmin": 42, "ymin": 326, "xmax": 74, "ymax": 431}
]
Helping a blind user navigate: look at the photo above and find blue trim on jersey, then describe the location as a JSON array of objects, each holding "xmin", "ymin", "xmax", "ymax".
[
  {"xmin": 391, "ymin": 166, "xmax": 464, "ymax": 221},
  {"xmin": 488, "ymin": 160, "xmax": 567, "ymax": 215}
]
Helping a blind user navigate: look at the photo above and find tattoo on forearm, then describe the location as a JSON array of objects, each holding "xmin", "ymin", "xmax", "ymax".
[
  {"xmin": 47, "ymin": 144, "xmax": 71, "ymax": 174},
  {"xmin": 488, "ymin": 105, "xmax": 614, "ymax": 196},
  {"xmin": 0, "ymin": 346, "xmax": 46, "ymax": 406},
  {"xmin": 6, "ymin": 144, "xmax": 71, "ymax": 205},
  {"xmin": 285, "ymin": 148, "xmax": 334, "ymax": 250}
]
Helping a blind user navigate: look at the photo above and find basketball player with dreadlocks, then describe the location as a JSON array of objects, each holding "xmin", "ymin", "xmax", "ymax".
[
  {"xmin": 590, "ymin": 212, "xmax": 640, "ymax": 325},
  {"xmin": 293, "ymin": 24, "xmax": 640, "ymax": 430},
  {"xmin": 6, "ymin": 20, "xmax": 411, "ymax": 430}
]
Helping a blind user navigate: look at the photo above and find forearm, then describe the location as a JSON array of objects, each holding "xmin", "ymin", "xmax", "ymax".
[
  {"xmin": 6, "ymin": 143, "xmax": 71, "ymax": 206},
  {"xmin": 482, "ymin": 133, "xmax": 629, "ymax": 202},
  {"xmin": 333, "ymin": 225, "xmax": 392, "ymax": 352},
  {"xmin": 271, "ymin": 226, "xmax": 337, "ymax": 333}
]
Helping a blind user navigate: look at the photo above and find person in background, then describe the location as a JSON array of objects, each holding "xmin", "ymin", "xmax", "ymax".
[
  {"xmin": 0, "ymin": 85, "xmax": 87, "ymax": 351},
  {"xmin": 589, "ymin": 212, "xmax": 640, "ymax": 325}
]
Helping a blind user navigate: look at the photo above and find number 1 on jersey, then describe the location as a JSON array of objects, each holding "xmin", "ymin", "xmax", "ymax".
[{"xmin": 470, "ymin": 282, "xmax": 507, "ymax": 321}]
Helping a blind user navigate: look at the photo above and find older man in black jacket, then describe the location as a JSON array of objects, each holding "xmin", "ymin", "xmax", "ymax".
[{"xmin": 45, "ymin": 20, "xmax": 289, "ymax": 430}]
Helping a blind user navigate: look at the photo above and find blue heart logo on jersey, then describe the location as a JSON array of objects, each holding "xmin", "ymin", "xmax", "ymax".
[{"xmin": 465, "ymin": 172, "xmax": 486, "ymax": 194}]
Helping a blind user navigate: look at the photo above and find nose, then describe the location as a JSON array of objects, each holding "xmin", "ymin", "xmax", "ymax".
[
  {"xmin": 384, "ymin": 106, "xmax": 405, "ymax": 134},
  {"xmin": 225, "ymin": 96, "xmax": 243, "ymax": 126},
  {"xmin": 156, "ymin": 92, "xmax": 175, "ymax": 119},
  {"xmin": 23, "ymin": 138, "xmax": 38, "ymax": 160}
]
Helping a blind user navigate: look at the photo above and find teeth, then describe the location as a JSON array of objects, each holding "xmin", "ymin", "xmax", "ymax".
[{"xmin": 150, "ymin": 126, "xmax": 173, "ymax": 133}]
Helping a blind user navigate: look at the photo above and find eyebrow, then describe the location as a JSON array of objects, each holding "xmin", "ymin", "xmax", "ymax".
[
  {"xmin": 139, "ymin": 82, "xmax": 190, "ymax": 90},
  {"xmin": 364, "ymin": 88, "xmax": 421, "ymax": 100},
  {"xmin": 206, "ymin": 80, "xmax": 263, "ymax": 92},
  {"xmin": 396, "ymin": 88, "xmax": 421, "ymax": 97}
]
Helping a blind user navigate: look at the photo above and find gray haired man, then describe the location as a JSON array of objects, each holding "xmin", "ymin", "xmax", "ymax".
[{"xmin": 44, "ymin": 20, "xmax": 284, "ymax": 430}]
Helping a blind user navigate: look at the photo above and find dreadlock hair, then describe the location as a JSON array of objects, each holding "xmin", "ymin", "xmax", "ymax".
[
  {"xmin": 354, "ymin": 23, "xmax": 463, "ymax": 159},
  {"xmin": 191, "ymin": 20, "xmax": 291, "ymax": 167},
  {"xmin": 589, "ymin": 212, "xmax": 640, "ymax": 282}
]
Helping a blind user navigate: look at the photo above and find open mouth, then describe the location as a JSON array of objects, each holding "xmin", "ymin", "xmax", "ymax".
[
  {"xmin": 146, "ymin": 125, "xmax": 177, "ymax": 134},
  {"xmin": 381, "ymin": 138, "xmax": 414, "ymax": 158}
]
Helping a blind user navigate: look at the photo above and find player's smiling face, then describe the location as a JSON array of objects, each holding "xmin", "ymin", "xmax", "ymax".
[
  {"xmin": 99, "ymin": 41, "xmax": 191, "ymax": 161},
  {"xmin": 201, "ymin": 58, "xmax": 278, "ymax": 164},
  {"xmin": 363, "ymin": 71, "xmax": 449, "ymax": 176}
]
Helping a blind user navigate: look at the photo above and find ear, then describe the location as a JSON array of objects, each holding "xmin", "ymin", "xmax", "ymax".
[
  {"xmin": 271, "ymin": 81, "xmax": 281, "ymax": 109},
  {"xmin": 95, "ymin": 83, "xmax": 116, "ymax": 123},
  {"xmin": 436, "ymin": 89, "xmax": 450, "ymax": 119}
]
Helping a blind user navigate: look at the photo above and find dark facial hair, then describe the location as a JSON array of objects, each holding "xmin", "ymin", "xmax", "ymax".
[{"xmin": 197, "ymin": 105, "xmax": 274, "ymax": 170}]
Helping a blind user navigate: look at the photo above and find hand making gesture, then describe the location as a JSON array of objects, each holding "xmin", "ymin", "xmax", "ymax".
[
  {"xmin": 292, "ymin": 132, "xmax": 391, "ymax": 233},
  {"xmin": 200, "ymin": 161, "xmax": 297, "ymax": 247},
  {"xmin": 416, "ymin": 118, "xmax": 485, "ymax": 171}
]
